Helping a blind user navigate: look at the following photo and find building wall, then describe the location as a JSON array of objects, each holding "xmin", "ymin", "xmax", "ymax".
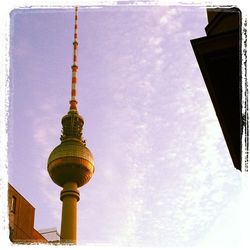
[
  {"xmin": 32, "ymin": 228, "xmax": 48, "ymax": 243},
  {"xmin": 191, "ymin": 8, "xmax": 241, "ymax": 170},
  {"xmin": 8, "ymin": 184, "xmax": 47, "ymax": 243}
]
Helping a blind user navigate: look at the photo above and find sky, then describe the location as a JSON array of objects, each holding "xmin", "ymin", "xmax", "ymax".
[{"xmin": 4, "ymin": 3, "xmax": 246, "ymax": 248}]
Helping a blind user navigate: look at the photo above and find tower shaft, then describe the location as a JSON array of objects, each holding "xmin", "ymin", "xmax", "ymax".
[{"xmin": 60, "ymin": 182, "xmax": 79, "ymax": 243}]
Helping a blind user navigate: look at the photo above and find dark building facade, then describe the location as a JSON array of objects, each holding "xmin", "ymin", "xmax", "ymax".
[
  {"xmin": 8, "ymin": 183, "xmax": 47, "ymax": 243},
  {"xmin": 191, "ymin": 7, "xmax": 241, "ymax": 170}
]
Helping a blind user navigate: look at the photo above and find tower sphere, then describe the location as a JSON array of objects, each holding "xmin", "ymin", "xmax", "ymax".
[
  {"xmin": 48, "ymin": 139, "xmax": 95, "ymax": 188},
  {"xmin": 47, "ymin": 111, "xmax": 95, "ymax": 188}
]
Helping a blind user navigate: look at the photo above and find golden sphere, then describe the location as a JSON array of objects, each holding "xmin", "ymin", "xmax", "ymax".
[{"xmin": 48, "ymin": 139, "xmax": 95, "ymax": 188}]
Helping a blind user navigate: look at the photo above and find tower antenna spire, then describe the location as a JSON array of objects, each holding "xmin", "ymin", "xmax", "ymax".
[{"xmin": 70, "ymin": 6, "xmax": 79, "ymax": 111}]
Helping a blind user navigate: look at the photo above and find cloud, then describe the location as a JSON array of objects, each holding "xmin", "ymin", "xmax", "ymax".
[
  {"xmin": 159, "ymin": 7, "xmax": 180, "ymax": 32},
  {"xmin": 25, "ymin": 98, "xmax": 64, "ymax": 229},
  {"xmin": 148, "ymin": 36, "xmax": 163, "ymax": 46},
  {"xmin": 159, "ymin": 15, "xmax": 168, "ymax": 25}
]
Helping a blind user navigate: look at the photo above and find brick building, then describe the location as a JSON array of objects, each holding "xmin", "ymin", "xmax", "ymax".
[{"xmin": 8, "ymin": 183, "xmax": 47, "ymax": 243}]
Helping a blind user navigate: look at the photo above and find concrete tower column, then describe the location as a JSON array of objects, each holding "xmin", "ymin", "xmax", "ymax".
[{"xmin": 60, "ymin": 182, "xmax": 80, "ymax": 244}]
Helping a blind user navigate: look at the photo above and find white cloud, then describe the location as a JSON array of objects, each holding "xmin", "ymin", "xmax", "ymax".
[
  {"xmin": 148, "ymin": 36, "xmax": 163, "ymax": 46},
  {"xmin": 159, "ymin": 15, "xmax": 168, "ymax": 25},
  {"xmin": 159, "ymin": 7, "xmax": 178, "ymax": 28}
]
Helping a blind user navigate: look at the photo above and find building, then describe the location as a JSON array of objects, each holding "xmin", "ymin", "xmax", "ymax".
[
  {"xmin": 39, "ymin": 227, "xmax": 60, "ymax": 243},
  {"xmin": 191, "ymin": 7, "xmax": 241, "ymax": 170},
  {"xmin": 8, "ymin": 183, "xmax": 48, "ymax": 243},
  {"xmin": 47, "ymin": 6, "xmax": 95, "ymax": 244}
]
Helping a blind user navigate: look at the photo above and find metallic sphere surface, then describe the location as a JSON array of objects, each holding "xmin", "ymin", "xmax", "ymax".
[{"xmin": 48, "ymin": 139, "xmax": 94, "ymax": 188}]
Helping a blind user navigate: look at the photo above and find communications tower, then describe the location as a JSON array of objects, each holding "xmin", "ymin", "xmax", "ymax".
[{"xmin": 47, "ymin": 6, "xmax": 95, "ymax": 244}]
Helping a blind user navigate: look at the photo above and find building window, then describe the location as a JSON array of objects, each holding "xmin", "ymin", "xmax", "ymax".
[{"xmin": 10, "ymin": 196, "xmax": 16, "ymax": 213}]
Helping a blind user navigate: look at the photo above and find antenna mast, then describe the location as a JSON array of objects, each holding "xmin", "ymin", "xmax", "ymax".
[{"xmin": 70, "ymin": 6, "xmax": 79, "ymax": 111}]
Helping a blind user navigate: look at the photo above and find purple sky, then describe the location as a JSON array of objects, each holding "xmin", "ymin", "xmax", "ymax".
[{"xmin": 8, "ymin": 5, "xmax": 242, "ymax": 247}]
